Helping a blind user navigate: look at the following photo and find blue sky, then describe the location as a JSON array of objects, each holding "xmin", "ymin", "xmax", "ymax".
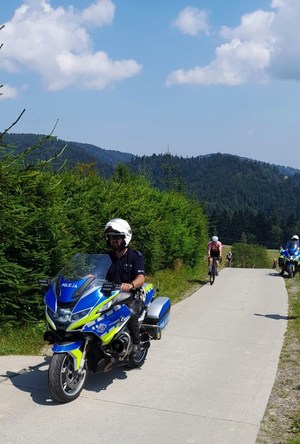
[{"xmin": 1, "ymin": 0, "xmax": 300, "ymax": 169}]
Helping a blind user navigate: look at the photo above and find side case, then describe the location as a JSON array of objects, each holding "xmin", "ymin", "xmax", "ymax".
[{"xmin": 144, "ymin": 296, "xmax": 171, "ymax": 332}]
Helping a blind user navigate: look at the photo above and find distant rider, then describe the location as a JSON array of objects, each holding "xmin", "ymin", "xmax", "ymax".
[
  {"xmin": 226, "ymin": 251, "xmax": 233, "ymax": 267},
  {"xmin": 279, "ymin": 235, "xmax": 300, "ymax": 275},
  {"xmin": 104, "ymin": 218, "xmax": 145, "ymax": 359},
  {"xmin": 285, "ymin": 234, "xmax": 299, "ymax": 252},
  {"xmin": 207, "ymin": 236, "xmax": 223, "ymax": 276}
]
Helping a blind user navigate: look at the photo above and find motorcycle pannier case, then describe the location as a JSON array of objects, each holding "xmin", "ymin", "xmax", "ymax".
[{"xmin": 144, "ymin": 296, "xmax": 171, "ymax": 332}]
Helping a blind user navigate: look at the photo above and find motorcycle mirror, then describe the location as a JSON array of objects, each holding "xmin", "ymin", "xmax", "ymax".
[{"xmin": 39, "ymin": 278, "xmax": 51, "ymax": 288}]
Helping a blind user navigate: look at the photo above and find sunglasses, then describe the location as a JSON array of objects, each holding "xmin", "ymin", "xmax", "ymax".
[{"xmin": 107, "ymin": 234, "xmax": 124, "ymax": 240}]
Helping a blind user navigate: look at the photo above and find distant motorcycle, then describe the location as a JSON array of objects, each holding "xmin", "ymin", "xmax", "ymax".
[
  {"xmin": 40, "ymin": 253, "xmax": 171, "ymax": 403},
  {"xmin": 279, "ymin": 242, "xmax": 300, "ymax": 278}
]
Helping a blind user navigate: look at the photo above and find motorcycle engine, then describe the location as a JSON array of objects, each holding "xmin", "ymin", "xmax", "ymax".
[{"xmin": 110, "ymin": 331, "xmax": 131, "ymax": 358}]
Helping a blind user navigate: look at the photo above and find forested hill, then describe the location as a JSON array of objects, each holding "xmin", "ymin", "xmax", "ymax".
[
  {"xmin": 129, "ymin": 153, "xmax": 300, "ymax": 215},
  {"xmin": 3, "ymin": 132, "xmax": 300, "ymax": 245},
  {"xmin": 3, "ymin": 133, "xmax": 134, "ymax": 177},
  {"xmin": 129, "ymin": 153, "xmax": 300, "ymax": 246}
]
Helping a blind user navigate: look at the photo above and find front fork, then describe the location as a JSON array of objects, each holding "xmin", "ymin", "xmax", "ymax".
[{"xmin": 52, "ymin": 338, "xmax": 90, "ymax": 372}]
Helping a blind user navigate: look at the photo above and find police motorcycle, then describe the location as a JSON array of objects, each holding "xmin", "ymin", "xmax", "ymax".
[
  {"xmin": 279, "ymin": 241, "xmax": 300, "ymax": 278},
  {"xmin": 40, "ymin": 253, "xmax": 171, "ymax": 403}
]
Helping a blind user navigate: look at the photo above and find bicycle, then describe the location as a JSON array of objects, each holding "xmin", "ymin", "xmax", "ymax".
[{"xmin": 209, "ymin": 257, "xmax": 218, "ymax": 285}]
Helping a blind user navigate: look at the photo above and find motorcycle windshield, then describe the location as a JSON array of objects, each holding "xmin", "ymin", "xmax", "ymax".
[
  {"xmin": 56, "ymin": 254, "xmax": 112, "ymax": 282},
  {"xmin": 287, "ymin": 241, "xmax": 299, "ymax": 255}
]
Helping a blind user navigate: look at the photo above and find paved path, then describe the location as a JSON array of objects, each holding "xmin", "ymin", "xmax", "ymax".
[{"xmin": 0, "ymin": 268, "xmax": 288, "ymax": 444}]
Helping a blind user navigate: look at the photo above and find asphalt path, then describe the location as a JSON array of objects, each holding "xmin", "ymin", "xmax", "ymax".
[{"xmin": 0, "ymin": 268, "xmax": 288, "ymax": 444}]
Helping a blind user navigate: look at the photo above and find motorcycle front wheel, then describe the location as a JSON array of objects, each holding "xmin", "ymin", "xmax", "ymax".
[
  {"xmin": 288, "ymin": 265, "xmax": 295, "ymax": 278},
  {"xmin": 48, "ymin": 353, "xmax": 87, "ymax": 403},
  {"xmin": 210, "ymin": 264, "xmax": 216, "ymax": 285}
]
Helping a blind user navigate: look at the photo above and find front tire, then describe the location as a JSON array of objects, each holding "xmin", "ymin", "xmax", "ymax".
[
  {"xmin": 288, "ymin": 265, "xmax": 294, "ymax": 278},
  {"xmin": 48, "ymin": 353, "xmax": 87, "ymax": 403}
]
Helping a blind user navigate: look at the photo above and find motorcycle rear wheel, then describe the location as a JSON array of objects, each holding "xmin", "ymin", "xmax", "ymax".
[
  {"xmin": 127, "ymin": 346, "xmax": 148, "ymax": 369},
  {"xmin": 48, "ymin": 353, "xmax": 87, "ymax": 403}
]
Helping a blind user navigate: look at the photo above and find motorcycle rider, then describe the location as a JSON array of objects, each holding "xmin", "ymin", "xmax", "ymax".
[
  {"xmin": 226, "ymin": 251, "xmax": 233, "ymax": 267},
  {"xmin": 207, "ymin": 235, "xmax": 223, "ymax": 276},
  {"xmin": 280, "ymin": 235, "xmax": 300, "ymax": 275},
  {"xmin": 285, "ymin": 234, "xmax": 300, "ymax": 251},
  {"xmin": 104, "ymin": 218, "xmax": 145, "ymax": 359}
]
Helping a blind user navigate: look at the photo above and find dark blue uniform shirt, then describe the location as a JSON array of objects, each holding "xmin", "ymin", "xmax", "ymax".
[{"xmin": 106, "ymin": 247, "xmax": 145, "ymax": 285}]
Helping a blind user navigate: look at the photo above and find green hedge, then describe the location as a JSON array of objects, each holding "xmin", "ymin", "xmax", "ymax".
[
  {"xmin": 0, "ymin": 152, "xmax": 208, "ymax": 327},
  {"xmin": 232, "ymin": 242, "xmax": 270, "ymax": 268}
]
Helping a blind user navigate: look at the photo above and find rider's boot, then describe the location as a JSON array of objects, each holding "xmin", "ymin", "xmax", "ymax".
[{"xmin": 132, "ymin": 343, "xmax": 141, "ymax": 359}]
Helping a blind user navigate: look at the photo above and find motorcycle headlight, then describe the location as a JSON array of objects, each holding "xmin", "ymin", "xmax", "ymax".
[
  {"xmin": 53, "ymin": 307, "xmax": 72, "ymax": 324},
  {"xmin": 71, "ymin": 309, "xmax": 91, "ymax": 322}
]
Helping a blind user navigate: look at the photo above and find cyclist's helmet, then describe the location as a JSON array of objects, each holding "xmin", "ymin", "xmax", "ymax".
[
  {"xmin": 292, "ymin": 235, "xmax": 299, "ymax": 241},
  {"xmin": 104, "ymin": 218, "xmax": 132, "ymax": 249},
  {"xmin": 212, "ymin": 236, "xmax": 218, "ymax": 242}
]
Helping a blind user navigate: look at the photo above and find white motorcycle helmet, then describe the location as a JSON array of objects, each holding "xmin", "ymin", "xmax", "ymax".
[
  {"xmin": 212, "ymin": 236, "xmax": 218, "ymax": 242},
  {"xmin": 104, "ymin": 218, "xmax": 132, "ymax": 248},
  {"xmin": 292, "ymin": 235, "xmax": 299, "ymax": 241}
]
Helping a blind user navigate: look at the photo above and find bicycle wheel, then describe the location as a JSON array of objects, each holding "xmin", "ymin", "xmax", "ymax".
[{"xmin": 210, "ymin": 263, "xmax": 216, "ymax": 285}]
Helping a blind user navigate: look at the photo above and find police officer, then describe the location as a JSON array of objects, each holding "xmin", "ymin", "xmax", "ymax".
[{"xmin": 104, "ymin": 218, "xmax": 145, "ymax": 358}]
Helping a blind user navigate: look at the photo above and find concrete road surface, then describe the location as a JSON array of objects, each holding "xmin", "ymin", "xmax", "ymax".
[{"xmin": 0, "ymin": 268, "xmax": 288, "ymax": 444}]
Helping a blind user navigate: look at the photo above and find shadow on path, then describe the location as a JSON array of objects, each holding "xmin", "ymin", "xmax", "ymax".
[
  {"xmin": 5, "ymin": 356, "xmax": 133, "ymax": 406},
  {"xmin": 254, "ymin": 313, "xmax": 295, "ymax": 321}
]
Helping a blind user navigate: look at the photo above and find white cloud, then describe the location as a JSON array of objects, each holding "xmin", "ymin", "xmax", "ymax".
[
  {"xmin": 0, "ymin": 83, "xmax": 18, "ymax": 100},
  {"xmin": 167, "ymin": 38, "xmax": 271, "ymax": 86},
  {"xmin": 79, "ymin": 0, "xmax": 115, "ymax": 26},
  {"xmin": 167, "ymin": 0, "xmax": 300, "ymax": 86},
  {"xmin": 0, "ymin": 0, "xmax": 142, "ymax": 93},
  {"xmin": 172, "ymin": 7, "xmax": 210, "ymax": 36}
]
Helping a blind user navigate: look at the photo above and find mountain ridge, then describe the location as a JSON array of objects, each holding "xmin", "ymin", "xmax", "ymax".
[{"xmin": 3, "ymin": 132, "xmax": 299, "ymax": 177}]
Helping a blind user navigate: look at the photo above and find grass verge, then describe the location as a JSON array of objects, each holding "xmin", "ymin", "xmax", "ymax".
[
  {"xmin": 0, "ymin": 321, "xmax": 46, "ymax": 355},
  {"xmin": 256, "ymin": 272, "xmax": 300, "ymax": 444}
]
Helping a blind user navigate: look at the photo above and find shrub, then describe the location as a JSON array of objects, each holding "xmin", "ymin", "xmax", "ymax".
[{"xmin": 232, "ymin": 242, "xmax": 270, "ymax": 268}]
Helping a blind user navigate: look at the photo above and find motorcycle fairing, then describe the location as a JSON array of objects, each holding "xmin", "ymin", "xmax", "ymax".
[
  {"xmin": 45, "ymin": 310, "xmax": 56, "ymax": 330},
  {"xmin": 57, "ymin": 276, "xmax": 89, "ymax": 302},
  {"xmin": 82, "ymin": 304, "xmax": 131, "ymax": 345},
  {"xmin": 283, "ymin": 249, "xmax": 300, "ymax": 261},
  {"xmin": 44, "ymin": 279, "xmax": 121, "ymax": 331},
  {"xmin": 45, "ymin": 283, "xmax": 57, "ymax": 312},
  {"xmin": 66, "ymin": 290, "xmax": 120, "ymax": 331},
  {"xmin": 52, "ymin": 341, "xmax": 84, "ymax": 370}
]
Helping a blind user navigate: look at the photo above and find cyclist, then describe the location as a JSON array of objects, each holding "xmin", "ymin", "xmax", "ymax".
[{"xmin": 207, "ymin": 236, "xmax": 223, "ymax": 276}]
